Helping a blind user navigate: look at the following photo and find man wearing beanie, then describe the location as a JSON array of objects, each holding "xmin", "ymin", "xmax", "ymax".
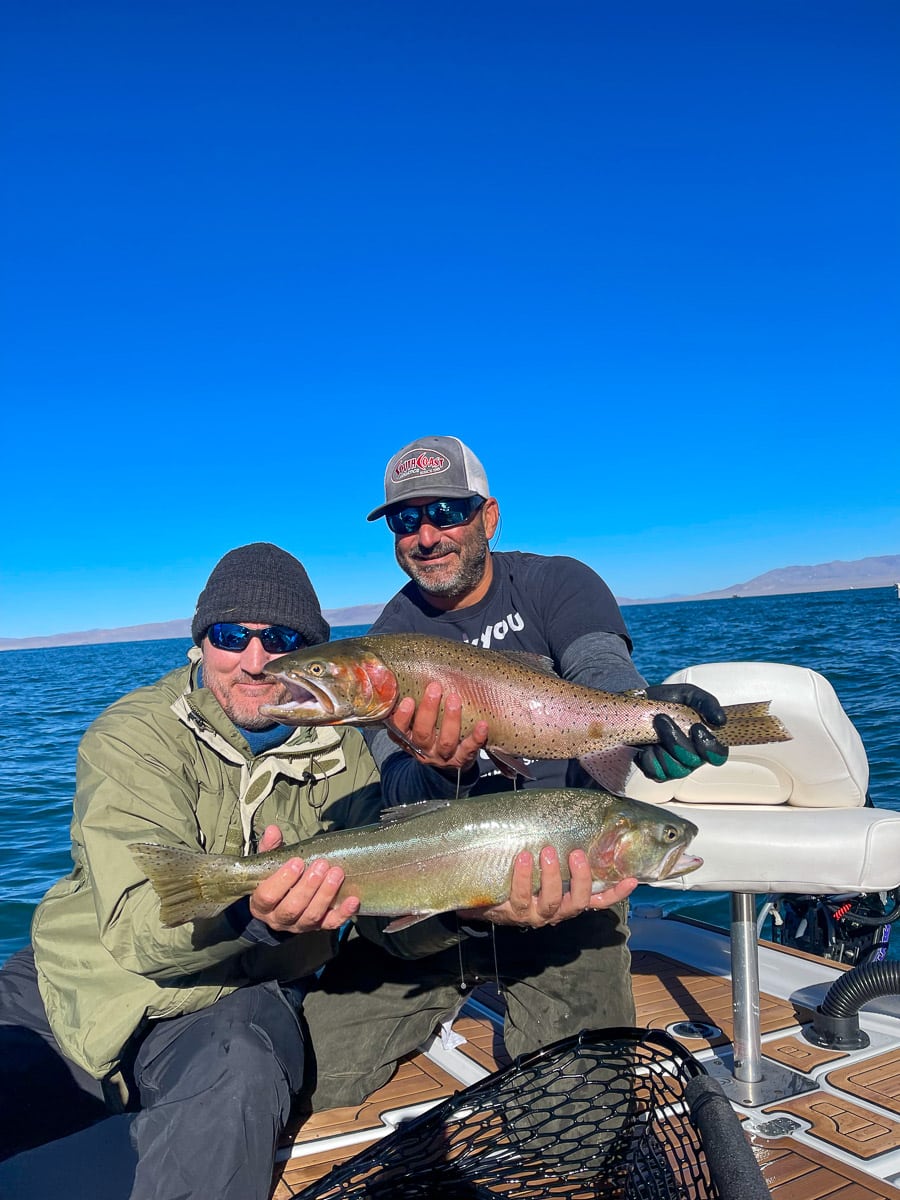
[
  {"xmin": 298, "ymin": 436, "xmax": 728, "ymax": 1107},
  {"xmin": 0, "ymin": 543, "xmax": 382, "ymax": 1200}
]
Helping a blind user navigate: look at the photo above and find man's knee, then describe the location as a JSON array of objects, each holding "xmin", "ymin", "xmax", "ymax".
[{"xmin": 136, "ymin": 984, "xmax": 305, "ymax": 1110}]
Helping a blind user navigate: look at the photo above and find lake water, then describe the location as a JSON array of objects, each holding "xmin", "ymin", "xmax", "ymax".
[{"xmin": 1, "ymin": 586, "xmax": 897, "ymax": 965}]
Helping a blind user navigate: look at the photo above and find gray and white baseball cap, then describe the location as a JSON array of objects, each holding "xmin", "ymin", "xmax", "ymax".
[{"xmin": 367, "ymin": 436, "xmax": 491, "ymax": 522}]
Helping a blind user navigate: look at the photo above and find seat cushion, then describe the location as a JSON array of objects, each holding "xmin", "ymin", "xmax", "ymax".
[{"xmin": 625, "ymin": 661, "xmax": 868, "ymax": 807}]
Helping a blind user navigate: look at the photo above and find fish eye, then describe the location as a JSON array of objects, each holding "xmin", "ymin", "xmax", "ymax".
[
  {"xmin": 662, "ymin": 825, "xmax": 679, "ymax": 842},
  {"xmin": 308, "ymin": 661, "xmax": 326, "ymax": 676}
]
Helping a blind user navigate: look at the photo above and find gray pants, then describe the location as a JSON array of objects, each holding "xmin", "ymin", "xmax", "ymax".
[
  {"xmin": 302, "ymin": 904, "xmax": 634, "ymax": 1110},
  {"xmin": 0, "ymin": 947, "xmax": 305, "ymax": 1200}
]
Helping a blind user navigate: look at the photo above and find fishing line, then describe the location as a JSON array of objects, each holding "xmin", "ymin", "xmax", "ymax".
[
  {"xmin": 490, "ymin": 924, "xmax": 504, "ymax": 999},
  {"xmin": 457, "ymin": 926, "xmax": 466, "ymax": 992}
]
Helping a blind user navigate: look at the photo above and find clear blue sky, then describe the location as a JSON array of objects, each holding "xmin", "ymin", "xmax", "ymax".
[{"xmin": 2, "ymin": 1, "xmax": 898, "ymax": 638}]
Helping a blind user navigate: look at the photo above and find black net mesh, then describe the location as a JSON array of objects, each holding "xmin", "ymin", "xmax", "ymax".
[{"xmin": 291, "ymin": 1027, "xmax": 724, "ymax": 1199}]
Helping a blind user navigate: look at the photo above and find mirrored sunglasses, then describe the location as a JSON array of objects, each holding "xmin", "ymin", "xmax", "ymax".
[
  {"xmin": 206, "ymin": 623, "xmax": 304, "ymax": 654},
  {"xmin": 385, "ymin": 495, "xmax": 485, "ymax": 535}
]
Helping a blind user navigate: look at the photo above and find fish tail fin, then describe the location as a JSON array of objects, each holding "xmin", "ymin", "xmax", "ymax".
[
  {"xmin": 130, "ymin": 843, "xmax": 234, "ymax": 927},
  {"xmin": 717, "ymin": 702, "xmax": 792, "ymax": 747}
]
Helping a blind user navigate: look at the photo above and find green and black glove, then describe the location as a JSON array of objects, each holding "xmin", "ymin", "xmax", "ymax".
[{"xmin": 635, "ymin": 683, "xmax": 729, "ymax": 782}]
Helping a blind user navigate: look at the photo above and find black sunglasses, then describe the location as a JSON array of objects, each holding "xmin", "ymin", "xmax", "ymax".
[
  {"xmin": 206, "ymin": 623, "xmax": 305, "ymax": 654},
  {"xmin": 385, "ymin": 495, "xmax": 485, "ymax": 535}
]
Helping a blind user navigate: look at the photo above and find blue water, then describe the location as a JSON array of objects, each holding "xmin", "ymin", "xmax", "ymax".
[{"xmin": 1, "ymin": 589, "xmax": 898, "ymax": 966}]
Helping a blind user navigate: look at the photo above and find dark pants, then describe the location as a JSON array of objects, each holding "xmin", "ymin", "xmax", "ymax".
[
  {"xmin": 303, "ymin": 904, "xmax": 634, "ymax": 1110},
  {"xmin": 0, "ymin": 948, "xmax": 305, "ymax": 1200}
]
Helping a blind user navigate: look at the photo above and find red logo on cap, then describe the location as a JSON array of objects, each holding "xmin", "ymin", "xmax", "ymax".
[{"xmin": 391, "ymin": 451, "xmax": 449, "ymax": 483}]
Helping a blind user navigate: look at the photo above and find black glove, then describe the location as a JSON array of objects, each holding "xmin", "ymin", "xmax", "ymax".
[{"xmin": 634, "ymin": 683, "xmax": 729, "ymax": 783}]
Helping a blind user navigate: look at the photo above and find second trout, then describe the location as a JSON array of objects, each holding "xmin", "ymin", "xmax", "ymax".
[{"xmin": 131, "ymin": 789, "xmax": 701, "ymax": 930}]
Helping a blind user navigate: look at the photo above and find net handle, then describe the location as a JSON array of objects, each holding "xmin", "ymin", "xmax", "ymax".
[{"xmin": 685, "ymin": 1074, "xmax": 769, "ymax": 1200}]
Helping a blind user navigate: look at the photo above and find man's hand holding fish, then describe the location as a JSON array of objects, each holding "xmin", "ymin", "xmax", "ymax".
[
  {"xmin": 248, "ymin": 824, "xmax": 362, "ymax": 933},
  {"xmin": 457, "ymin": 846, "xmax": 638, "ymax": 929},
  {"xmin": 388, "ymin": 679, "xmax": 490, "ymax": 775}
]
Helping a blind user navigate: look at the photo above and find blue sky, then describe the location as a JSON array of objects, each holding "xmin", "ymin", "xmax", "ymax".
[{"xmin": 2, "ymin": 1, "xmax": 898, "ymax": 638}]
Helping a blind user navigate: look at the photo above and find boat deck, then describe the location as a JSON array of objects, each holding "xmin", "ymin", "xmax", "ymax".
[{"xmin": 271, "ymin": 916, "xmax": 900, "ymax": 1199}]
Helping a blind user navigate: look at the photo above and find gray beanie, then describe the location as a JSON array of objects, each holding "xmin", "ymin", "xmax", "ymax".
[{"xmin": 191, "ymin": 543, "xmax": 330, "ymax": 646}]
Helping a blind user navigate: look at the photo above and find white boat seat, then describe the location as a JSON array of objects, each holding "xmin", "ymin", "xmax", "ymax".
[
  {"xmin": 626, "ymin": 661, "xmax": 869, "ymax": 808},
  {"xmin": 624, "ymin": 662, "xmax": 900, "ymax": 896},
  {"xmin": 653, "ymin": 805, "xmax": 900, "ymax": 894}
]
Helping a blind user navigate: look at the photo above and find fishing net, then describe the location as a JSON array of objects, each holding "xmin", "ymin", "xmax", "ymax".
[{"xmin": 291, "ymin": 1027, "xmax": 753, "ymax": 1199}]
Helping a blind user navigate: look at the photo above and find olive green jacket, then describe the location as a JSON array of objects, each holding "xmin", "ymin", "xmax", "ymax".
[{"xmin": 32, "ymin": 648, "xmax": 382, "ymax": 1083}]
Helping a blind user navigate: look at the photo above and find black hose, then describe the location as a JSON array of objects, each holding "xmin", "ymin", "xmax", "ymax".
[
  {"xmin": 685, "ymin": 1075, "xmax": 769, "ymax": 1200},
  {"xmin": 837, "ymin": 901, "xmax": 900, "ymax": 926},
  {"xmin": 821, "ymin": 959, "xmax": 900, "ymax": 1017},
  {"xmin": 805, "ymin": 959, "xmax": 900, "ymax": 1049}
]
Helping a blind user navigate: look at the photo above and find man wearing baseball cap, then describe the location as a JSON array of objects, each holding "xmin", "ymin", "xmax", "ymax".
[{"xmin": 301, "ymin": 436, "xmax": 728, "ymax": 1106}]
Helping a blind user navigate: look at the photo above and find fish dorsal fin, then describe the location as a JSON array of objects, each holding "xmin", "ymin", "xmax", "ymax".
[
  {"xmin": 494, "ymin": 650, "xmax": 559, "ymax": 677},
  {"xmin": 379, "ymin": 800, "xmax": 451, "ymax": 825}
]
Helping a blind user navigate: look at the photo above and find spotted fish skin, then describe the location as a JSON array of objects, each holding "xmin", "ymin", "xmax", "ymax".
[
  {"xmin": 130, "ymin": 788, "xmax": 701, "ymax": 928},
  {"xmin": 259, "ymin": 633, "xmax": 791, "ymax": 789}
]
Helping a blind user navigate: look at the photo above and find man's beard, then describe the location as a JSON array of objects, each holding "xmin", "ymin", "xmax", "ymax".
[
  {"xmin": 396, "ymin": 526, "xmax": 490, "ymax": 602},
  {"xmin": 233, "ymin": 707, "xmax": 280, "ymax": 732},
  {"xmin": 216, "ymin": 679, "xmax": 291, "ymax": 731}
]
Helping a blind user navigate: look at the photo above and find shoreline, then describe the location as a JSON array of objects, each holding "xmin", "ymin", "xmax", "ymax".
[{"xmin": 1, "ymin": 582, "xmax": 896, "ymax": 653}]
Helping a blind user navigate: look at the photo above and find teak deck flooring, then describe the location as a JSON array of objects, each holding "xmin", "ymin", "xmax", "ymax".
[{"xmin": 271, "ymin": 951, "xmax": 900, "ymax": 1199}]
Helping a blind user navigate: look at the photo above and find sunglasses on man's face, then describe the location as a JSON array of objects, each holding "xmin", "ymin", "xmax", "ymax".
[
  {"xmin": 385, "ymin": 495, "xmax": 485, "ymax": 536},
  {"xmin": 206, "ymin": 623, "xmax": 305, "ymax": 654}
]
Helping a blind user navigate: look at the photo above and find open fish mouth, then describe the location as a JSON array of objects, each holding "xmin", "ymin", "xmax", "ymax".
[
  {"xmin": 260, "ymin": 672, "xmax": 337, "ymax": 719},
  {"xmin": 659, "ymin": 848, "xmax": 703, "ymax": 880}
]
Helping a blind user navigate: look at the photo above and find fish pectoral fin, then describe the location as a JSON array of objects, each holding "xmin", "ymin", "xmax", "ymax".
[
  {"xmin": 381, "ymin": 718, "xmax": 419, "ymax": 754},
  {"xmin": 383, "ymin": 912, "xmax": 439, "ymax": 933},
  {"xmin": 486, "ymin": 747, "xmax": 535, "ymax": 781},
  {"xmin": 379, "ymin": 800, "xmax": 451, "ymax": 825},
  {"xmin": 578, "ymin": 746, "xmax": 637, "ymax": 794}
]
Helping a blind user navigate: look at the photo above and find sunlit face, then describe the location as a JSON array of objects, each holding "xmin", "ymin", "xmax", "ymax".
[
  {"xmin": 393, "ymin": 496, "xmax": 499, "ymax": 607},
  {"xmin": 200, "ymin": 623, "xmax": 294, "ymax": 730}
]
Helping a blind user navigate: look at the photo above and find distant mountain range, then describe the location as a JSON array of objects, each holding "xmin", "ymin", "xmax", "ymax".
[
  {"xmin": 616, "ymin": 554, "xmax": 900, "ymax": 606},
  {"xmin": 2, "ymin": 555, "xmax": 897, "ymax": 652}
]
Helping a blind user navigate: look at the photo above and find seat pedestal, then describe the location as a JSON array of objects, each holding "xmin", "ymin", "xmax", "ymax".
[{"xmin": 707, "ymin": 892, "xmax": 817, "ymax": 1106}]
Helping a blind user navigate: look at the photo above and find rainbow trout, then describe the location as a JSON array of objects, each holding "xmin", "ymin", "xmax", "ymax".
[
  {"xmin": 259, "ymin": 633, "xmax": 791, "ymax": 791},
  {"xmin": 131, "ymin": 789, "xmax": 701, "ymax": 930}
]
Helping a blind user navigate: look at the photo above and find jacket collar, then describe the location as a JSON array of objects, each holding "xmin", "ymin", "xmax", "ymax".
[{"xmin": 170, "ymin": 648, "xmax": 349, "ymax": 851}]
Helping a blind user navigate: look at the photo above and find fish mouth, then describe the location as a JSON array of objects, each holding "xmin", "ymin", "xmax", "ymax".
[
  {"xmin": 659, "ymin": 848, "xmax": 703, "ymax": 880},
  {"xmin": 259, "ymin": 671, "xmax": 340, "ymax": 722}
]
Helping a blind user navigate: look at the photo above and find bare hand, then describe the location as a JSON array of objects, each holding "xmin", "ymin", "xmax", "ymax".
[
  {"xmin": 249, "ymin": 825, "xmax": 360, "ymax": 933},
  {"xmin": 458, "ymin": 847, "xmax": 638, "ymax": 929},
  {"xmin": 389, "ymin": 683, "xmax": 489, "ymax": 773}
]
